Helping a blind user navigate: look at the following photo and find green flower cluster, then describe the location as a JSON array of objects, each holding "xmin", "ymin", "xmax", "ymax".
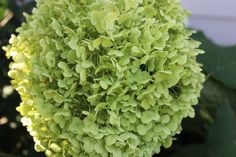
[{"xmin": 4, "ymin": 0, "xmax": 205, "ymax": 156}]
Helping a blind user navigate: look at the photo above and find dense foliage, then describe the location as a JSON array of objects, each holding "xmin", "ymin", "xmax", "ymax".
[{"xmin": 0, "ymin": 1, "xmax": 235, "ymax": 157}]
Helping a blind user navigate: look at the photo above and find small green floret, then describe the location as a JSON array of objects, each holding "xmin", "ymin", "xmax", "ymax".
[{"xmin": 4, "ymin": 0, "xmax": 205, "ymax": 156}]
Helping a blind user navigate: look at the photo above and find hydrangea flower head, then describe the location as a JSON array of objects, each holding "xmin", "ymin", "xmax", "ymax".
[{"xmin": 4, "ymin": 0, "xmax": 205, "ymax": 156}]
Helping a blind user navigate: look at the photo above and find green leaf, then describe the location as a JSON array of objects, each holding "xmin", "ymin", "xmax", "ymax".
[
  {"xmin": 58, "ymin": 62, "xmax": 73, "ymax": 77},
  {"xmin": 53, "ymin": 93, "xmax": 64, "ymax": 103},
  {"xmin": 119, "ymin": 56, "xmax": 130, "ymax": 65},
  {"xmin": 137, "ymin": 124, "xmax": 148, "ymax": 135},
  {"xmin": 90, "ymin": 11, "xmax": 106, "ymax": 33},
  {"xmin": 49, "ymin": 123, "xmax": 60, "ymax": 134},
  {"xmin": 194, "ymin": 32, "xmax": 236, "ymax": 89},
  {"xmin": 208, "ymin": 102, "xmax": 236, "ymax": 157},
  {"xmin": 45, "ymin": 51, "xmax": 55, "ymax": 67},
  {"xmin": 80, "ymin": 69, "xmax": 87, "ymax": 84},
  {"xmin": 102, "ymin": 37, "xmax": 113, "ymax": 47},
  {"xmin": 93, "ymin": 38, "xmax": 101, "ymax": 49},
  {"xmin": 67, "ymin": 50, "xmax": 77, "ymax": 63},
  {"xmin": 155, "ymin": 71, "xmax": 172, "ymax": 82},
  {"xmin": 83, "ymin": 137, "xmax": 94, "ymax": 153},
  {"xmin": 161, "ymin": 115, "xmax": 170, "ymax": 124},
  {"xmin": 51, "ymin": 19, "xmax": 63, "ymax": 36},
  {"xmin": 170, "ymin": 144, "xmax": 208, "ymax": 157},
  {"xmin": 105, "ymin": 135, "xmax": 117, "ymax": 145},
  {"xmin": 113, "ymin": 50, "xmax": 124, "ymax": 57},
  {"xmin": 81, "ymin": 60, "xmax": 93, "ymax": 68},
  {"xmin": 105, "ymin": 12, "xmax": 118, "ymax": 31},
  {"xmin": 53, "ymin": 110, "xmax": 71, "ymax": 128},
  {"xmin": 163, "ymin": 137, "xmax": 173, "ymax": 148},
  {"xmin": 68, "ymin": 117, "xmax": 84, "ymax": 134},
  {"xmin": 94, "ymin": 142, "xmax": 105, "ymax": 154},
  {"xmin": 76, "ymin": 46, "xmax": 86, "ymax": 58},
  {"xmin": 131, "ymin": 46, "xmax": 144, "ymax": 56},
  {"xmin": 68, "ymin": 35, "xmax": 79, "ymax": 50},
  {"xmin": 130, "ymin": 27, "xmax": 141, "ymax": 43},
  {"xmin": 142, "ymin": 28, "xmax": 155, "ymax": 51},
  {"xmin": 75, "ymin": 64, "xmax": 81, "ymax": 73},
  {"xmin": 43, "ymin": 90, "xmax": 64, "ymax": 103},
  {"xmin": 143, "ymin": 5, "xmax": 157, "ymax": 18},
  {"xmin": 141, "ymin": 111, "xmax": 160, "ymax": 124},
  {"xmin": 125, "ymin": 0, "xmax": 139, "ymax": 11},
  {"xmin": 127, "ymin": 70, "xmax": 150, "ymax": 84},
  {"xmin": 141, "ymin": 98, "xmax": 155, "ymax": 110},
  {"xmin": 100, "ymin": 80, "xmax": 108, "ymax": 89},
  {"xmin": 200, "ymin": 78, "xmax": 236, "ymax": 114},
  {"xmin": 83, "ymin": 117, "xmax": 99, "ymax": 135}
]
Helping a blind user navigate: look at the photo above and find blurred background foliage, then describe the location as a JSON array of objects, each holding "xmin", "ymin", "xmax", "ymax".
[{"xmin": 0, "ymin": 1, "xmax": 235, "ymax": 157}]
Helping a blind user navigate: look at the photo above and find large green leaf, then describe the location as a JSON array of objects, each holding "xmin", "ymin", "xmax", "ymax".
[
  {"xmin": 200, "ymin": 78, "xmax": 236, "ymax": 113},
  {"xmin": 194, "ymin": 32, "xmax": 236, "ymax": 89},
  {"xmin": 170, "ymin": 144, "xmax": 208, "ymax": 157},
  {"xmin": 208, "ymin": 103, "xmax": 236, "ymax": 157}
]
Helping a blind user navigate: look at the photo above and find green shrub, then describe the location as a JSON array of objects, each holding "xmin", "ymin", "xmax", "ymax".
[{"xmin": 4, "ymin": 0, "xmax": 204, "ymax": 156}]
